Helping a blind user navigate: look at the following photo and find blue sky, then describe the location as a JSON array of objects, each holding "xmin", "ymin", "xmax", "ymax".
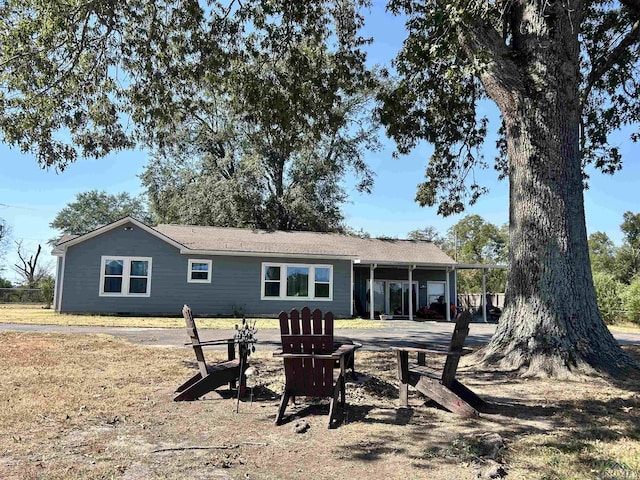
[{"xmin": 1, "ymin": 1, "xmax": 639, "ymax": 282}]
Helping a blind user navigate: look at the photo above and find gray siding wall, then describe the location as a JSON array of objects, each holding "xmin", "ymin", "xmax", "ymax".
[{"xmin": 60, "ymin": 222, "xmax": 352, "ymax": 316}]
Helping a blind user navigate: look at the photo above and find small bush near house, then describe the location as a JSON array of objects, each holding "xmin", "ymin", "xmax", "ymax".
[
  {"xmin": 593, "ymin": 271, "xmax": 627, "ymax": 324},
  {"xmin": 38, "ymin": 276, "xmax": 55, "ymax": 308}
]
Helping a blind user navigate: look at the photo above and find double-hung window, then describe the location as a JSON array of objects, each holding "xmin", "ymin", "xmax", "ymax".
[
  {"xmin": 261, "ymin": 263, "xmax": 333, "ymax": 300},
  {"xmin": 187, "ymin": 259, "xmax": 212, "ymax": 283},
  {"xmin": 100, "ymin": 256, "xmax": 152, "ymax": 297}
]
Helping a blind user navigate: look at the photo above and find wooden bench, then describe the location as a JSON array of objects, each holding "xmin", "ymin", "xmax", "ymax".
[
  {"xmin": 391, "ymin": 311, "xmax": 486, "ymax": 417},
  {"xmin": 174, "ymin": 305, "xmax": 248, "ymax": 401},
  {"xmin": 273, "ymin": 307, "xmax": 361, "ymax": 428}
]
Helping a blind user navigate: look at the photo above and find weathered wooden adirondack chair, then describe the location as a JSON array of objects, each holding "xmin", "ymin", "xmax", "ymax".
[
  {"xmin": 274, "ymin": 307, "xmax": 361, "ymax": 428},
  {"xmin": 174, "ymin": 305, "xmax": 248, "ymax": 402},
  {"xmin": 392, "ymin": 310, "xmax": 486, "ymax": 417}
]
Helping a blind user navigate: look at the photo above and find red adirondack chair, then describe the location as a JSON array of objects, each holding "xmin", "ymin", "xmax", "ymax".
[{"xmin": 274, "ymin": 307, "xmax": 360, "ymax": 428}]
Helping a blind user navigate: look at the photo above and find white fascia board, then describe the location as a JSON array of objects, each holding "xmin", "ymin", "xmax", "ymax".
[
  {"xmin": 55, "ymin": 216, "xmax": 187, "ymax": 253},
  {"xmin": 354, "ymin": 260, "xmax": 458, "ymax": 268},
  {"xmin": 179, "ymin": 249, "xmax": 357, "ymax": 260}
]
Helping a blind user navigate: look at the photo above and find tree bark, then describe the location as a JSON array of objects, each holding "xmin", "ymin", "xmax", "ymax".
[{"xmin": 477, "ymin": 3, "xmax": 637, "ymax": 377}]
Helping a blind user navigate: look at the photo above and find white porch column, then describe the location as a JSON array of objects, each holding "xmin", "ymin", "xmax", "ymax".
[
  {"xmin": 482, "ymin": 269, "xmax": 488, "ymax": 323},
  {"xmin": 350, "ymin": 260, "xmax": 354, "ymax": 317},
  {"xmin": 408, "ymin": 265, "xmax": 416, "ymax": 321},
  {"xmin": 369, "ymin": 264, "xmax": 376, "ymax": 320},
  {"xmin": 453, "ymin": 268, "xmax": 458, "ymax": 310},
  {"xmin": 445, "ymin": 267, "xmax": 451, "ymax": 322}
]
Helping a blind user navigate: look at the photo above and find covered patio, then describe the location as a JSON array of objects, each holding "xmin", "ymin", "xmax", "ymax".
[{"xmin": 353, "ymin": 261, "xmax": 503, "ymax": 322}]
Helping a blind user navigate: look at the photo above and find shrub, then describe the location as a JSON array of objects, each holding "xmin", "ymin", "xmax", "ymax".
[
  {"xmin": 622, "ymin": 277, "xmax": 640, "ymax": 324},
  {"xmin": 38, "ymin": 276, "xmax": 55, "ymax": 308},
  {"xmin": 592, "ymin": 271, "xmax": 626, "ymax": 324}
]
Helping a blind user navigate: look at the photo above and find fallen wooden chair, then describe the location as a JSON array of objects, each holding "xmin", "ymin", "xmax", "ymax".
[
  {"xmin": 273, "ymin": 307, "xmax": 361, "ymax": 428},
  {"xmin": 174, "ymin": 304, "xmax": 248, "ymax": 402},
  {"xmin": 391, "ymin": 310, "xmax": 486, "ymax": 417}
]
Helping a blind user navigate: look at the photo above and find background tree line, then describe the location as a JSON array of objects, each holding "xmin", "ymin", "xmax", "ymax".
[
  {"xmin": 408, "ymin": 214, "xmax": 508, "ymax": 295},
  {"xmin": 589, "ymin": 211, "xmax": 640, "ymax": 323}
]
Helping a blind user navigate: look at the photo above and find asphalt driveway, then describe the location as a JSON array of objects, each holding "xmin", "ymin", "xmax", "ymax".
[{"xmin": 1, "ymin": 320, "xmax": 639, "ymax": 351}]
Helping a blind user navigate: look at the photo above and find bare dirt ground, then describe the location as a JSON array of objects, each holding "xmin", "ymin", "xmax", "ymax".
[{"xmin": 1, "ymin": 331, "xmax": 639, "ymax": 480}]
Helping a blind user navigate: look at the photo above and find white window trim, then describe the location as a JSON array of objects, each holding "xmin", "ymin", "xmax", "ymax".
[
  {"xmin": 99, "ymin": 256, "xmax": 152, "ymax": 297},
  {"xmin": 261, "ymin": 262, "xmax": 333, "ymax": 301},
  {"xmin": 187, "ymin": 259, "xmax": 212, "ymax": 284}
]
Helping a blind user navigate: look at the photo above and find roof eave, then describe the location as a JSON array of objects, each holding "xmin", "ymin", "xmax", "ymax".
[
  {"xmin": 179, "ymin": 248, "xmax": 358, "ymax": 260},
  {"xmin": 354, "ymin": 260, "xmax": 457, "ymax": 268}
]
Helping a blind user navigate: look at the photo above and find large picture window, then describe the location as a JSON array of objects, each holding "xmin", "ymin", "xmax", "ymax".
[
  {"xmin": 261, "ymin": 263, "xmax": 333, "ymax": 301},
  {"xmin": 100, "ymin": 256, "xmax": 152, "ymax": 297},
  {"xmin": 187, "ymin": 259, "xmax": 212, "ymax": 283}
]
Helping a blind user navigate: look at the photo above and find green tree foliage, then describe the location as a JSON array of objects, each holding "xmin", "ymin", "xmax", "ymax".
[
  {"xmin": 615, "ymin": 211, "xmax": 640, "ymax": 284},
  {"xmin": 38, "ymin": 275, "xmax": 55, "ymax": 308},
  {"xmin": 0, "ymin": 277, "xmax": 12, "ymax": 288},
  {"xmin": 50, "ymin": 190, "xmax": 154, "ymax": 240},
  {"xmin": 141, "ymin": 92, "xmax": 378, "ymax": 231},
  {"xmin": 592, "ymin": 271, "xmax": 626, "ymax": 324},
  {"xmin": 621, "ymin": 211, "xmax": 640, "ymax": 248},
  {"xmin": 1, "ymin": 0, "xmax": 377, "ymax": 232},
  {"xmin": 449, "ymin": 215, "xmax": 507, "ymax": 294},
  {"xmin": 621, "ymin": 277, "xmax": 640, "ymax": 322},
  {"xmin": 588, "ymin": 231, "xmax": 617, "ymax": 277},
  {"xmin": 377, "ymin": 1, "xmax": 640, "ymax": 375},
  {"xmin": 623, "ymin": 277, "xmax": 640, "ymax": 323},
  {"xmin": 406, "ymin": 226, "xmax": 445, "ymax": 246},
  {"xmin": 589, "ymin": 212, "xmax": 640, "ymax": 284},
  {"xmin": 408, "ymin": 216, "xmax": 507, "ymax": 293}
]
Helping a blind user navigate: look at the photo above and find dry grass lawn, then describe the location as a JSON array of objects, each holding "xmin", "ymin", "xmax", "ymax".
[
  {"xmin": 0, "ymin": 304, "xmax": 380, "ymax": 329},
  {"xmin": 1, "ymin": 331, "xmax": 639, "ymax": 479}
]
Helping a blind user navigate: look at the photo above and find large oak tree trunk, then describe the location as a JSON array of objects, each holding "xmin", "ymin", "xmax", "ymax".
[{"xmin": 478, "ymin": 4, "xmax": 636, "ymax": 377}]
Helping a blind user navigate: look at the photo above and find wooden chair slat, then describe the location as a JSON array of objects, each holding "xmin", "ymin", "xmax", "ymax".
[
  {"xmin": 324, "ymin": 311, "xmax": 334, "ymax": 336},
  {"xmin": 279, "ymin": 311, "xmax": 290, "ymax": 335},
  {"xmin": 301, "ymin": 307, "xmax": 312, "ymax": 335},
  {"xmin": 312, "ymin": 308, "xmax": 323, "ymax": 335},
  {"xmin": 290, "ymin": 309, "xmax": 301, "ymax": 335}
]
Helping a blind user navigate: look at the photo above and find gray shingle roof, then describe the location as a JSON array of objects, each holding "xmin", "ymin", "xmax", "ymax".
[{"xmin": 153, "ymin": 224, "xmax": 456, "ymax": 266}]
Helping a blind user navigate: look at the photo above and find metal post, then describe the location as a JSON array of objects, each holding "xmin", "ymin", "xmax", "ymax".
[
  {"xmin": 408, "ymin": 265, "xmax": 415, "ymax": 321},
  {"xmin": 482, "ymin": 269, "xmax": 487, "ymax": 323},
  {"xmin": 369, "ymin": 264, "xmax": 376, "ymax": 320},
  {"xmin": 445, "ymin": 267, "xmax": 451, "ymax": 322}
]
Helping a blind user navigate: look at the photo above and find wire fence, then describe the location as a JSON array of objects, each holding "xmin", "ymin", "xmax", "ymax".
[{"xmin": 0, "ymin": 288, "xmax": 49, "ymax": 304}]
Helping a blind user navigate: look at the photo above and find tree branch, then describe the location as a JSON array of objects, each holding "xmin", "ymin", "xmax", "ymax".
[
  {"xmin": 583, "ymin": 18, "xmax": 640, "ymax": 107},
  {"xmin": 454, "ymin": 12, "xmax": 525, "ymax": 111},
  {"xmin": 13, "ymin": 241, "xmax": 42, "ymax": 286},
  {"xmin": 619, "ymin": 0, "xmax": 640, "ymax": 17}
]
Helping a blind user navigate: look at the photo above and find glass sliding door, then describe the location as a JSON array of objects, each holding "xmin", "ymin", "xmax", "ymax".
[
  {"xmin": 367, "ymin": 280, "xmax": 418, "ymax": 316},
  {"xmin": 403, "ymin": 282, "xmax": 417, "ymax": 316},
  {"xmin": 388, "ymin": 282, "xmax": 403, "ymax": 316},
  {"xmin": 366, "ymin": 280, "xmax": 386, "ymax": 314}
]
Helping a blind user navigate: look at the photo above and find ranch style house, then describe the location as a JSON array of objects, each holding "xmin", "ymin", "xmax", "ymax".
[{"xmin": 52, "ymin": 216, "xmax": 486, "ymax": 320}]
